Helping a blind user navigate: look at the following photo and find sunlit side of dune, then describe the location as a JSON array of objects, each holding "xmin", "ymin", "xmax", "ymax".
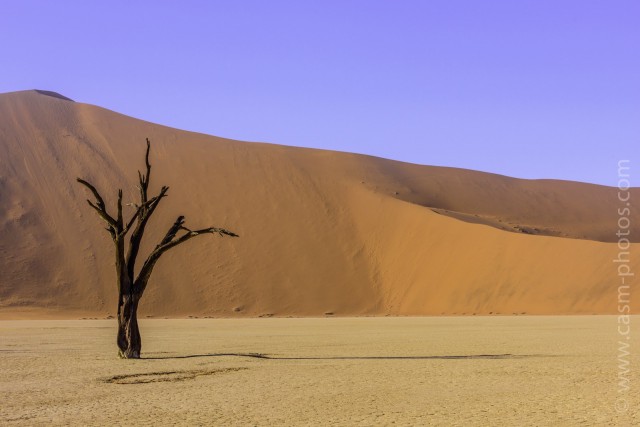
[{"xmin": 0, "ymin": 90, "xmax": 637, "ymax": 317}]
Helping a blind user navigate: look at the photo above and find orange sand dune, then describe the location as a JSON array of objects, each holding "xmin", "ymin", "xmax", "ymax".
[{"xmin": 0, "ymin": 90, "xmax": 637, "ymax": 317}]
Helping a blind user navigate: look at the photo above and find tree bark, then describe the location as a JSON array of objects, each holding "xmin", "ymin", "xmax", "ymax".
[{"xmin": 117, "ymin": 292, "xmax": 141, "ymax": 359}]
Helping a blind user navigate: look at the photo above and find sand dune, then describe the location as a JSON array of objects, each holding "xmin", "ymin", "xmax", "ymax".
[{"xmin": 0, "ymin": 90, "xmax": 637, "ymax": 317}]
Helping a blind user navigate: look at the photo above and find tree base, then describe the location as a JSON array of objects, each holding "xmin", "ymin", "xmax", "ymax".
[{"xmin": 118, "ymin": 349, "xmax": 141, "ymax": 359}]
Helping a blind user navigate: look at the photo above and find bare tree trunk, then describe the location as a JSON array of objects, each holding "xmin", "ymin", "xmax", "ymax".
[
  {"xmin": 116, "ymin": 293, "xmax": 127, "ymax": 355},
  {"xmin": 117, "ymin": 292, "xmax": 141, "ymax": 359}
]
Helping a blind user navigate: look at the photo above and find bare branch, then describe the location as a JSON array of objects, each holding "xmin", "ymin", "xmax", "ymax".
[
  {"xmin": 155, "ymin": 217, "xmax": 238, "ymax": 255},
  {"xmin": 77, "ymin": 178, "xmax": 109, "ymax": 213},
  {"xmin": 77, "ymin": 178, "xmax": 120, "ymax": 233},
  {"xmin": 125, "ymin": 185, "xmax": 169, "ymax": 277},
  {"xmin": 116, "ymin": 189, "xmax": 123, "ymax": 227},
  {"xmin": 159, "ymin": 216, "xmax": 185, "ymax": 246},
  {"xmin": 134, "ymin": 216, "xmax": 238, "ymax": 295},
  {"xmin": 137, "ymin": 171, "xmax": 145, "ymax": 203},
  {"xmin": 159, "ymin": 220, "xmax": 237, "ymax": 257},
  {"xmin": 122, "ymin": 208, "xmax": 143, "ymax": 237},
  {"xmin": 180, "ymin": 225, "xmax": 239, "ymax": 238},
  {"xmin": 137, "ymin": 139, "xmax": 152, "ymax": 205},
  {"xmin": 85, "ymin": 199, "xmax": 118, "ymax": 230},
  {"xmin": 120, "ymin": 194, "xmax": 162, "ymax": 237},
  {"xmin": 144, "ymin": 138, "xmax": 151, "ymax": 173}
]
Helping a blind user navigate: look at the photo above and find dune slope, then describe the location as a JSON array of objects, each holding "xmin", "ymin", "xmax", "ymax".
[{"xmin": 0, "ymin": 90, "xmax": 637, "ymax": 317}]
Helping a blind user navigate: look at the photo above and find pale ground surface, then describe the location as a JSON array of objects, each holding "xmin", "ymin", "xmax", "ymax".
[{"xmin": 1, "ymin": 316, "xmax": 638, "ymax": 426}]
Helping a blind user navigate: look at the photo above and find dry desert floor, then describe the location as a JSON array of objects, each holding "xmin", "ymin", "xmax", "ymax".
[{"xmin": 1, "ymin": 316, "xmax": 638, "ymax": 426}]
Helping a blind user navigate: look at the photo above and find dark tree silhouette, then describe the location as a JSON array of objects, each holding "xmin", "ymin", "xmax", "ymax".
[{"xmin": 77, "ymin": 139, "xmax": 238, "ymax": 359}]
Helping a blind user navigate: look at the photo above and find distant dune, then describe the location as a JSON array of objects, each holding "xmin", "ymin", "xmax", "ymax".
[{"xmin": 0, "ymin": 90, "xmax": 637, "ymax": 318}]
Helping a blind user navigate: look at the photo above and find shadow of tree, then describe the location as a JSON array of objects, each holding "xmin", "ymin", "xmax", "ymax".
[{"xmin": 144, "ymin": 352, "xmax": 546, "ymax": 361}]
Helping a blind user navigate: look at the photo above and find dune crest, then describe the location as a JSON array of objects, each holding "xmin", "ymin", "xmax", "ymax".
[
  {"xmin": 0, "ymin": 89, "xmax": 637, "ymax": 318},
  {"xmin": 33, "ymin": 90, "xmax": 74, "ymax": 102}
]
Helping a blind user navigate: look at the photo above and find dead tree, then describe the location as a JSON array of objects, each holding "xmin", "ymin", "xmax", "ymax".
[{"xmin": 77, "ymin": 139, "xmax": 238, "ymax": 359}]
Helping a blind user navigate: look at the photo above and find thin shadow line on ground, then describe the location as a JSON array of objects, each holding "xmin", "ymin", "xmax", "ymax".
[{"xmin": 143, "ymin": 352, "xmax": 547, "ymax": 361}]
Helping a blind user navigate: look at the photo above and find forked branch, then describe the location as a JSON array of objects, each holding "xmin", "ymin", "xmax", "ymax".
[
  {"xmin": 125, "ymin": 185, "xmax": 169, "ymax": 279},
  {"xmin": 134, "ymin": 215, "xmax": 238, "ymax": 294}
]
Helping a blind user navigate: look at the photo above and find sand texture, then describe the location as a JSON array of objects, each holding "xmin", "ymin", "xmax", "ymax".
[
  {"xmin": 0, "ymin": 89, "xmax": 638, "ymax": 317},
  {"xmin": 1, "ymin": 317, "xmax": 637, "ymax": 425}
]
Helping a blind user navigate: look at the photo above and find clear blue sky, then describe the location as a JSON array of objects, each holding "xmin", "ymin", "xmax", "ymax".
[{"xmin": 1, "ymin": 1, "xmax": 638, "ymax": 186}]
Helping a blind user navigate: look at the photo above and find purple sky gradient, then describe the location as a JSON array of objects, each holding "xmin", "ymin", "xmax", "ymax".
[{"xmin": 1, "ymin": 1, "xmax": 638, "ymax": 186}]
